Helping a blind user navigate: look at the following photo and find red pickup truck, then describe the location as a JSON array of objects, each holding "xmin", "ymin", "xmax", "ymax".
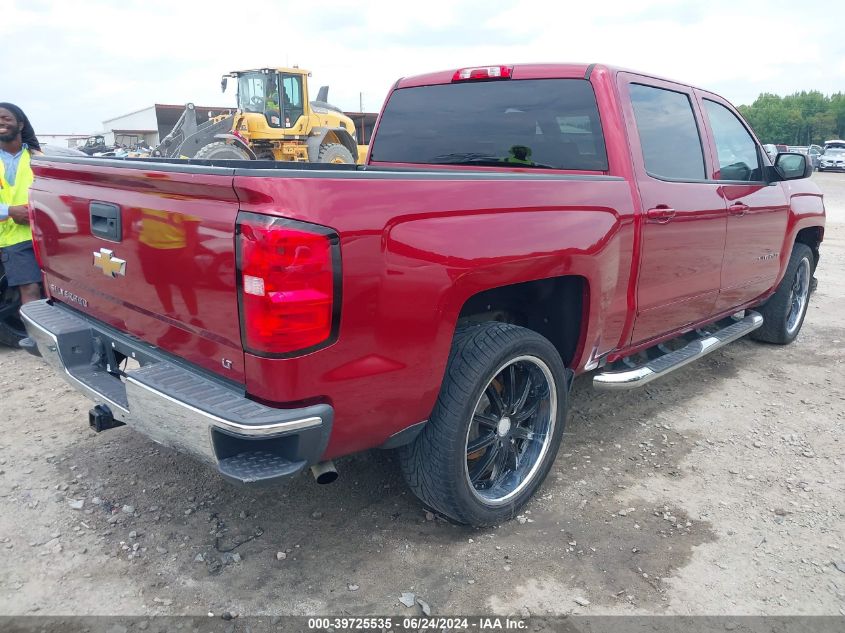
[{"xmin": 21, "ymin": 64, "xmax": 824, "ymax": 526}]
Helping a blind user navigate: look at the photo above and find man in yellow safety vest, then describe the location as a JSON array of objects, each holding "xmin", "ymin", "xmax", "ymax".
[{"xmin": 0, "ymin": 103, "xmax": 42, "ymax": 304}]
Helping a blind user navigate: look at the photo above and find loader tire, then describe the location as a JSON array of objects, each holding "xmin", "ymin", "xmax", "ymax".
[
  {"xmin": 194, "ymin": 142, "xmax": 250, "ymax": 161},
  {"xmin": 317, "ymin": 143, "xmax": 354, "ymax": 164}
]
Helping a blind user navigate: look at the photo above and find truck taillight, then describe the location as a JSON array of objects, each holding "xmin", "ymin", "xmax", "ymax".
[
  {"xmin": 452, "ymin": 66, "xmax": 513, "ymax": 82},
  {"xmin": 236, "ymin": 212, "xmax": 340, "ymax": 356}
]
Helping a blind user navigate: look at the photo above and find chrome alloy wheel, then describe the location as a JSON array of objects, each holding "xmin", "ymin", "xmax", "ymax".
[
  {"xmin": 786, "ymin": 257, "xmax": 811, "ymax": 336},
  {"xmin": 464, "ymin": 355, "xmax": 557, "ymax": 506}
]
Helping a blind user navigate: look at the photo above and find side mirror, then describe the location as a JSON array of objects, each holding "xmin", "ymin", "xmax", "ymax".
[
  {"xmin": 775, "ymin": 152, "xmax": 812, "ymax": 180},
  {"xmin": 221, "ymin": 76, "xmax": 228, "ymax": 93}
]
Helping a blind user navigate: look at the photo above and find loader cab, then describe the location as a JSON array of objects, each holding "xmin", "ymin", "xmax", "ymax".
[
  {"xmin": 279, "ymin": 73, "xmax": 305, "ymax": 129},
  {"xmin": 235, "ymin": 69, "xmax": 305, "ymax": 130}
]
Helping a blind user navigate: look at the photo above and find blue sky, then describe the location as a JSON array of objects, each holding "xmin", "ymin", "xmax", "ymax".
[{"xmin": 7, "ymin": 0, "xmax": 845, "ymax": 134}]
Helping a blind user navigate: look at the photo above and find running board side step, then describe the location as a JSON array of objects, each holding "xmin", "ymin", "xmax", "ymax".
[{"xmin": 593, "ymin": 311, "xmax": 763, "ymax": 391}]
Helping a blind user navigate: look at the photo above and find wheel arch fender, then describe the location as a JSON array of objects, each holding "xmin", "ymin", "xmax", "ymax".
[
  {"xmin": 212, "ymin": 134, "xmax": 257, "ymax": 159},
  {"xmin": 306, "ymin": 128, "xmax": 358, "ymax": 161},
  {"xmin": 381, "ymin": 205, "xmax": 629, "ymax": 379},
  {"xmin": 452, "ymin": 275, "xmax": 591, "ymax": 370},
  {"xmin": 794, "ymin": 225, "xmax": 824, "ymax": 270},
  {"xmin": 774, "ymin": 188, "xmax": 825, "ymax": 289}
]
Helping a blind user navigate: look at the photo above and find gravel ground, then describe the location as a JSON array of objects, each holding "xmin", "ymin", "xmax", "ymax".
[{"xmin": 0, "ymin": 174, "xmax": 843, "ymax": 617}]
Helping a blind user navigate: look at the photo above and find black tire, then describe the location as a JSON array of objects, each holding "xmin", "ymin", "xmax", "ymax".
[
  {"xmin": 0, "ymin": 275, "xmax": 26, "ymax": 348},
  {"xmin": 317, "ymin": 143, "xmax": 354, "ymax": 164},
  {"xmin": 751, "ymin": 243, "xmax": 813, "ymax": 344},
  {"xmin": 194, "ymin": 142, "xmax": 250, "ymax": 160},
  {"xmin": 399, "ymin": 322, "xmax": 568, "ymax": 526}
]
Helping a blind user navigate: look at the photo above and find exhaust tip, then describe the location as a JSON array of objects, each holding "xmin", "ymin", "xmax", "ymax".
[
  {"xmin": 315, "ymin": 471, "xmax": 338, "ymax": 485},
  {"xmin": 310, "ymin": 461, "xmax": 338, "ymax": 485}
]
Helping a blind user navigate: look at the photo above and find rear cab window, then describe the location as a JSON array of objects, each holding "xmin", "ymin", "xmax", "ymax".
[
  {"xmin": 628, "ymin": 83, "xmax": 706, "ymax": 181},
  {"xmin": 369, "ymin": 79, "xmax": 608, "ymax": 171}
]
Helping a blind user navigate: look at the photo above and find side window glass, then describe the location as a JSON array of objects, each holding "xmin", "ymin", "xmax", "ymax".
[
  {"xmin": 629, "ymin": 83, "xmax": 706, "ymax": 180},
  {"xmin": 281, "ymin": 75, "xmax": 304, "ymax": 128},
  {"xmin": 703, "ymin": 99, "xmax": 762, "ymax": 181},
  {"xmin": 265, "ymin": 75, "xmax": 282, "ymax": 128}
]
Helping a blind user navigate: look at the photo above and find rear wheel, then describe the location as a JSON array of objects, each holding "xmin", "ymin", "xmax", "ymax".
[
  {"xmin": 194, "ymin": 141, "xmax": 250, "ymax": 160},
  {"xmin": 317, "ymin": 143, "xmax": 354, "ymax": 164},
  {"xmin": 399, "ymin": 322, "xmax": 568, "ymax": 526},
  {"xmin": 751, "ymin": 243, "xmax": 813, "ymax": 344}
]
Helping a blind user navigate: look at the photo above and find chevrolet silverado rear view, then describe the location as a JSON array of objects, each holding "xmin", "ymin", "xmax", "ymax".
[{"xmin": 22, "ymin": 64, "xmax": 824, "ymax": 526}]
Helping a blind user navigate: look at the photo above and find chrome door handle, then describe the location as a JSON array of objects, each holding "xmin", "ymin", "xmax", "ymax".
[
  {"xmin": 728, "ymin": 203, "xmax": 750, "ymax": 216},
  {"xmin": 646, "ymin": 207, "xmax": 676, "ymax": 223}
]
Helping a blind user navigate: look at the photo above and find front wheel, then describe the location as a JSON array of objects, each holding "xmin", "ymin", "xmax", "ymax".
[
  {"xmin": 399, "ymin": 322, "xmax": 568, "ymax": 526},
  {"xmin": 317, "ymin": 143, "xmax": 354, "ymax": 164},
  {"xmin": 751, "ymin": 243, "xmax": 813, "ymax": 344},
  {"xmin": 194, "ymin": 141, "xmax": 250, "ymax": 160}
]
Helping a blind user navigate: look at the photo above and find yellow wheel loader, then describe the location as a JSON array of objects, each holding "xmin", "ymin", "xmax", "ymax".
[{"xmin": 154, "ymin": 67, "xmax": 363, "ymax": 164}]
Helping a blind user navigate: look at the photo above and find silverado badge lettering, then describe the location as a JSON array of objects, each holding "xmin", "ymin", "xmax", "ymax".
[
  {"xmin": 93, "ymin": 248, "xmax": 126, "ymax": 278},
  {"xmin": 48, "ymin": 284, "xmax": 89, "ymax": 308}
]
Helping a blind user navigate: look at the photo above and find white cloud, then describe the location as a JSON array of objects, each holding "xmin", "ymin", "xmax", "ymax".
[{"xmin": 7, "ymin": 0, "xmax": 844, "ymax": 134}]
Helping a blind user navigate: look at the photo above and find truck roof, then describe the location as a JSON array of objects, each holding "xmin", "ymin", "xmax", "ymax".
[
  {"xmin": 396, "ymin": 63, "xmax": 594, "ymax": 88},
  {"xmin": 394, "ymin": 63, "xmax": 704, "ymax": 92}
]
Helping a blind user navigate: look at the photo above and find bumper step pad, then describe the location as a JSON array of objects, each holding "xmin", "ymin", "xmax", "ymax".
[{"xmin": 217, "ymin": 451, "xmax": 306, "ymax": 485}]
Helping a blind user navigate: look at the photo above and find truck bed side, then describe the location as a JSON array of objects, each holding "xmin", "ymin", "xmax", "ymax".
[
  {"xmin": 29, "ymin": 159, "xmax": 637, "ymax": 458},
  {"xmin": 232, "ymin": 169, "xmax": 636, "ymax": 456}
]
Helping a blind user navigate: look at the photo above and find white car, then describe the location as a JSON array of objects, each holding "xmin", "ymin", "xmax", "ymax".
[
  {"xmin": 819, "ymin": 148, "xmax": 845, "ymax": 172},
  {"xmin": 762, "ymin": 144, "xmax": 779, "ymax": 161}
]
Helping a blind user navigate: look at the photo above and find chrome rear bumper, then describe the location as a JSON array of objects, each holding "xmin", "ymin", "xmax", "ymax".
[{"xmin": 21, "ymin": 300, "xmax": 332, "ymax": 484}]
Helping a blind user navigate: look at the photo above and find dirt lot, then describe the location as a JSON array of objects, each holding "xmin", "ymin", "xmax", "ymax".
[{"xmin": 0, "ymin": 174, "xmax": 843, "ymax": 618}]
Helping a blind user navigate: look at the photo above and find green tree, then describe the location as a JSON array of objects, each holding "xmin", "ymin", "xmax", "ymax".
[
  {"xmin": 830, "ymin": 93, "xmax": 845, "ymax": 140},
  {"xmin": 739, "ymin": 90, "xmax": 844, "ymax": 145}
]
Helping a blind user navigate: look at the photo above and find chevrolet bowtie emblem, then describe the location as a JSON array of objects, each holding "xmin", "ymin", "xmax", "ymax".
[{"xmin": 93, "ymin": 248, "xmax": 126, "ymax": 278}]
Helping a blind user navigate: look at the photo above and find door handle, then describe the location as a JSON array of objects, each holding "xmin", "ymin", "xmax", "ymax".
[
  {"xmin": 646, "ymin": 206, "xmax": 676, "ymax": 223},
  {"xmin": 90, "ymin": 202, "xmax": 122, "ymax": 242},
  {"xmin": 728, "ymin": 203, "xmax": 750, "ymax": 217}
]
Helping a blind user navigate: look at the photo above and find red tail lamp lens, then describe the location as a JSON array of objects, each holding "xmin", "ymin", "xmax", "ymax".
[
  {"xmin": 452, "ymin": 66, "xmax": 513, "ymax": 81},
  {"xmin": 237, "ymin": 213, "xmax": 338, "ymax": 355}
]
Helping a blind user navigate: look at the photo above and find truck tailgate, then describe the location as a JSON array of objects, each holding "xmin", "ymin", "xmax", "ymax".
[{"xmin": 30, "ymin": 159, "xmax": 245, "ymax": 383}]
